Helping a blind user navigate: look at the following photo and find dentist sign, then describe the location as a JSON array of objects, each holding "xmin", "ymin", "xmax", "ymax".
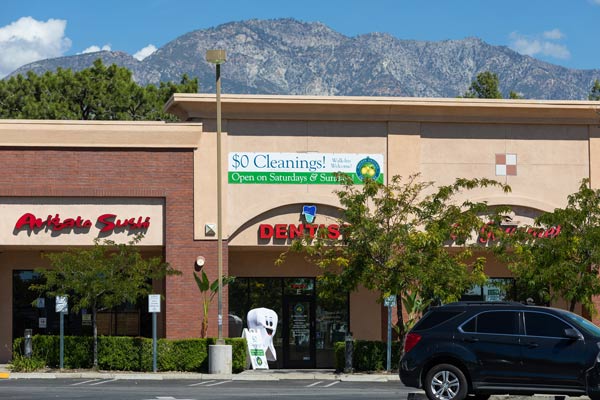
[{"xmin": 228, "ymin": 152, "xmax": 384, "ymax": 184}]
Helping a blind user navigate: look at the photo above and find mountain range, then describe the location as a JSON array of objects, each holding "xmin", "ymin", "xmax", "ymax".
[{"xmin": 8, "ymin": 18, "xmax": 600, "ymax": 100}]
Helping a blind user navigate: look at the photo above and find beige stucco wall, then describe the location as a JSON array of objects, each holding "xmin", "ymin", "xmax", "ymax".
[
  {"xmin": 417, "ymin": 123, "xmax": 589, "ymax": 210},
  {"xmin": 172, "ymin": 94, "xmax": 599, "ymax": 341},
  {"xmin": 173, "ymin": 94, "xmax": 599, "ymax": 241},
  {"xmin": 589, "ymin": 126, "xmax": 600, "ymax": 189}
]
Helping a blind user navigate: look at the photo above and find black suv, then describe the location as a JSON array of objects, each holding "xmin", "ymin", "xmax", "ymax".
[{"xmin": 399, "ymin": 302, "xmax": 600, "ymax": 400}]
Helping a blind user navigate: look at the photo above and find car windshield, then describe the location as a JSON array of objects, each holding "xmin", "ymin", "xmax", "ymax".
[{"xmin": 559, "ymin": 310, "xmax": 600, "ymax": 337}]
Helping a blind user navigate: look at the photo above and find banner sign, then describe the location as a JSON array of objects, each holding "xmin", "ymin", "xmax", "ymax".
[
  {"xmin": 242, "ymin": 328, "xmax": 269, "ymax": 369},
  {"xmin": 228, "ymin": 153, "xmax": 384, "ymax": 184}
]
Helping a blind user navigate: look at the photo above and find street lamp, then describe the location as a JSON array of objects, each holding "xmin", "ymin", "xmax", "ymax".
[{"xmin": 205, "ymin": 49, "xmax": 226, "ymax": 345}]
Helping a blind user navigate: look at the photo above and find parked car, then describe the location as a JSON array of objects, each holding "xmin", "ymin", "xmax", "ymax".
[{"xmin": 399, "ymin": 301, "xmax": 600, "ymax": 400}]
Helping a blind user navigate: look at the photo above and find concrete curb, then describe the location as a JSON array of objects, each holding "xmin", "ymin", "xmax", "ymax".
[
  {"xmin": 408, "ymin": 392, "xmax": 591, "ymax": 400},
  {"xmin": 0, "ymin": 363, "xmax": 400, "ymax": 382},
  {"xmin": 5, "ymin": 370, "xmax": 399, "ymax": 382}
]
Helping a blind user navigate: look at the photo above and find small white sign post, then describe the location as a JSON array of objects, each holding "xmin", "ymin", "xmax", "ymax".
[
  {"xmin": 384, "ymin": 295, "xmax": 396, "ymax": 372},
  {"xmin": 55, "ymin": 295, "xmax": 68, "ymax": 369},
  {"xmin": 148, "ymin": 294, "xmax": 161, "ymax": 372}
]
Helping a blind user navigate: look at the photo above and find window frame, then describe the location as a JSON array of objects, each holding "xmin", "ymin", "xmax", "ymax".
[
  {"xmin": 458, "ymin": 310, "xmax": 522, "ymax": 336},
  {"xmin": 522, "ymin": 310, "xmax": 582, "ymax": 340}
]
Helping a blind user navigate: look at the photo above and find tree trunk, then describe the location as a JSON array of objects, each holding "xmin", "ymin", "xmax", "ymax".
[
  {"xmin": 396, "ymin": 294, "xmax": 406, "ymax": 358},
  {"xmin": 569, "ymin": 298, "xmax": 577, "ymax": 312},
  {"xmin": 92, "ymin": 306, "xmax": 98, "ymax": 369},
  {"xmin": 202, "ymin": 300, "xmax": 208, "ymax": 338}
]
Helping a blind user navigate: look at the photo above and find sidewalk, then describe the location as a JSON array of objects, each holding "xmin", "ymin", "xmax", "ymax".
[{"xmin": 0, "ymin": 364, "xmax": 399, "ymax": 381}]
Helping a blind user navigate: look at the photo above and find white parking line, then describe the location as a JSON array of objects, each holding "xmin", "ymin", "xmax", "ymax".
[
  {"xmin": 187, "ymin": 380, "xmax": 215, "ymax": 387},
  {"xmin": 323, "ymin": 381, "xmax": 340, "ymax": 388},
  {"xmin": 89, "ymin": 378, "xmax": 118, "ymax": 386},
  {"xmin": 205, "ymin": 381, "xmax": 229, "ymax": 387},
  {"xmin": 70, "ymin": 379, "xmax": 99, "ymax": 386},
  {"xmin": 306, "ymin": 381, "xmax": 323, "ymax": 387}
]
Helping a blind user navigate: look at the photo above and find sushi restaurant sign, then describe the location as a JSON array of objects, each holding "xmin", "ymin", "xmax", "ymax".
[
  {"xmin": 1, "ymin": 198, "xmax": 164, "ymax": 246},
  {"xmin": 228, "ymin": 152, "xmax": 384, "ymax": 184}
]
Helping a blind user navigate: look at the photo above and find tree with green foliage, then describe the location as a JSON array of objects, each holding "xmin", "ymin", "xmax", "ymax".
[
  {"xmin": 278, "ymin": 174, "xmax": 510, "ymax": 344},
  {"xmin": 590, "ymin": 79, "xmax": 600, "ymax": 101},
  {"xmin": 509, "ymin": 91, "xmax": 524, "ymax": 99},
  {"xmin": 461, "ymin": 71, "xmax": 524, "ymax": 99},
  {"xmin": 498, "ymin": 179, "xmax": 600, "ymax": 315},
  {"xmin": 461, "ymin": 71, "xmax": 503, "ymax": 99},
  {"xmin": 31, "ymin": 235, "xmax": 180, "ymax": 368},
  {"xmin": 0, "ymin": 59, "xmax": 197, "ymax": 121}
]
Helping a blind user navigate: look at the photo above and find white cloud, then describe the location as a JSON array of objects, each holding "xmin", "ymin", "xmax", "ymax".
[
  {"xmin": 543, "ymin": 29, "xmax": 564, "ymax": 40},
  {"xmin": 133, "ymin": 44, "xmax": 157, "ymax": 61},
  {"xmin": 0, "ymin": 16, "xmax": 71, "ymax": 78},
  {"xmin": 509, "ymin": 31, "xmax": 571, "ymax": 60},
  {"xmin": 590, "ymin": 0, "xmax": 600, "ymax": 5},
  {"xmin": 80, "ymin": 44, "xmax": 111, "ymax": 54}
]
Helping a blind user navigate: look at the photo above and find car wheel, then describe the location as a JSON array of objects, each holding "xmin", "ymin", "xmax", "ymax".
[{"xmin": 424, "ymin": 364, "xmax": 468, "ymax": 400}]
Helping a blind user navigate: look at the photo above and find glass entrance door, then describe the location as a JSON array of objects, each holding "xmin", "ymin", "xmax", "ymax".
[{"xmin": 283, "ymin": 295, "xmax": 315, "ymax": 368}]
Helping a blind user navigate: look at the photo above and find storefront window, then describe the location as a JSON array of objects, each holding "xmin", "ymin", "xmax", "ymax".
[
  {"xmin": 12, "ymin": 270, "xmax": 151, "ymax": 342},
  {"xmin": 461, "ymin": 278, "xmax": 515, "ymax": 302},
  {"xmin": 316, "ymin": 289, "xmax": 348, "ymax": 368},
  {"xmin": 12, "ymin": 270, "xmax": 85, "ymax": 341},
  {"xmin": 97, "ymin": 300, "xmax": 150, "ymax": 337},
  {"xmin": 228, "ymin": 276, "xmax": 348, "ymax": 368}
]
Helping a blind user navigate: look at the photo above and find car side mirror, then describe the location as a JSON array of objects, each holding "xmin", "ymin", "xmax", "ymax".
[{"xmin": 564, "ymin": 328, "xmax": 582, "ymax": 340}]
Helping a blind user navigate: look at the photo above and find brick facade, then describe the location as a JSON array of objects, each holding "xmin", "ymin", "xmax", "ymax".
[{"xmin": 0, "ymin": 147, "xmax": 227, "ymax": 339}]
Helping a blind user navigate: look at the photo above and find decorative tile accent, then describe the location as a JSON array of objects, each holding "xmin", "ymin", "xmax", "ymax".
[{"xmin": 495, "ymin": 153, "xmax": 517, "ymax": 176}]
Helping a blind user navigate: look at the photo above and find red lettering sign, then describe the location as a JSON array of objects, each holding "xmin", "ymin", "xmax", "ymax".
[
  {"xmin": 477, "ymin": 222, "xmax": 561, "ymax": 244},
  {"xmin": 14, "ymin": 213, "xmax": 151, "ymax": 235},
  {"xmin": 15, "ymin": 213, "xmax": 93, "ymax": 231},
  {"xmin": 97, "ymin": 214, "xmax": 151, "ymax": 233},
  {"xmin": 258, "ymin": 223, "xmax": 341, "ymax": 241}
]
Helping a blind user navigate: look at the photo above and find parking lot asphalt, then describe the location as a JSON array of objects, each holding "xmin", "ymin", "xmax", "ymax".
[{"xmin": 0, "ymin": 365, "xmax": 592, "ymax": 400}]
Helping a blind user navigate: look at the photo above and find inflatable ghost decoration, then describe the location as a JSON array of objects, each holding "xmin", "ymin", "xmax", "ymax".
[{"xmin": 246, "ymin": 307, "xmax": 278, "ymax": 361}]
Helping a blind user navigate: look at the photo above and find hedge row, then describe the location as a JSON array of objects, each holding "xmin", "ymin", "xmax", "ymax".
[
  {"xmin": 334, "ymin": 340, "xmax": 401, "ymax": 372},
  {"xmin": 13, "ymin": 335, "xmax": 247, "ymax": 373}
]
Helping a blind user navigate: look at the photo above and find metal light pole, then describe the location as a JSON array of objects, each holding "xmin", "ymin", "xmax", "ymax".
[{"xmin": 206, "ymin": 49, "xmax": 226, "ymax": 345}]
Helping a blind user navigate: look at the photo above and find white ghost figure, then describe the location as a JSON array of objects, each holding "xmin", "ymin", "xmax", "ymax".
[{"xmin": 246, "ymin": 307, "xmax": 278, "ymax": 361}]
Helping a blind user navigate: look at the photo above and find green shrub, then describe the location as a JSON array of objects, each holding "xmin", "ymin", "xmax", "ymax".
[
  {"xmin": 334, "ymin": 340, "xmax": 401, "ymax": 372},
  {"xmin": 13, "ymin": 335, "xmax": 92, "ymax": 369},
  {"xmin": 64, "ymin": 336, "xmax": 94, "ymax": 368},
  {"xmin": 12, "ymin": 335, "xmax": 246, "ymax": 373},
  {"xmin": 9, "ymin": 354, "xmax": 47, "ymax": 372},
  {"xmin": 158, "ymin": 338, "xmax": 208, "ymax": 372},
  {"xmin": 98, "ymin": 336, "xmax": 151, "ymax": 371},
  {"xmin": 334, "ymin": 341, "xmax": 345, "ymax": 372}
]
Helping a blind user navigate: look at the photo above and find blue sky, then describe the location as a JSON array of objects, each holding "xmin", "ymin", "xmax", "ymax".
[{"xmin": 1, "ymin": 0, "xmax": 599, "ymax": 78}]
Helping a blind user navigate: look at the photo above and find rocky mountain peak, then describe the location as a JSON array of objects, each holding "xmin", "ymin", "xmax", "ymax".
[{"xmin": 6, "ymin": 18, "xmax": 600, "ymax": 100}]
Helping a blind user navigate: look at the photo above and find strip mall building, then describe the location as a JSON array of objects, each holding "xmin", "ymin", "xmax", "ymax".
[{"xmin": 1, "ymin": 95, "xmax": 599, "ymax": 367}]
